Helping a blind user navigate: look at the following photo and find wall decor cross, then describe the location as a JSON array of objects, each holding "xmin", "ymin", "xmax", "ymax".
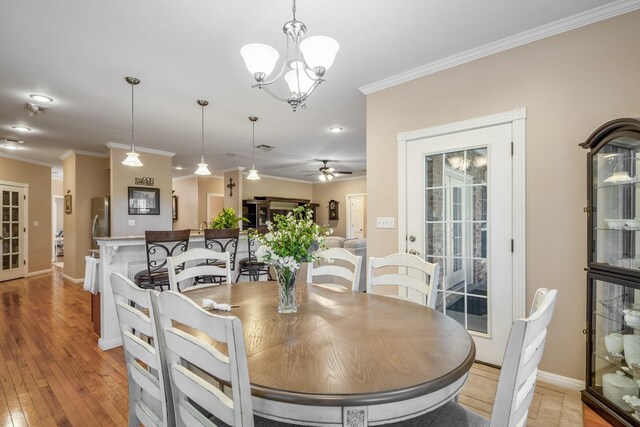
[{"xmin": 226, "ymin": 178, "xmax": 236, "ymax": 197}]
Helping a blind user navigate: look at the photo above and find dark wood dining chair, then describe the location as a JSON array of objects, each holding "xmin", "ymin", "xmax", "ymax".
[
  {"xmin": 236, "ymin": 228, "xmax": 272, "ymax": 282},
  {"xmin": 134, "ymin": 229, "xmax": 190, "ymax": 291}
]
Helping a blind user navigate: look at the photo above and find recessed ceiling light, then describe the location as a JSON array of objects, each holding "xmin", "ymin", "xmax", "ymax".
[
  {"xmin": 329, "ymin": 126, "xmax": 343, "ymax": 133},
  {"xmin": 29, "ymin": 94, "xmax": 53, "ymax": 103},
  {"xmin": 11, "ymin": 126, "xmax": 31, "ymax": 132},
  {"xmin": 174, "ymin": 166, "xmax": 183, "ymax": 170}
]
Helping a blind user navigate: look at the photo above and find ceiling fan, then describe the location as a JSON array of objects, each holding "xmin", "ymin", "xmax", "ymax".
[{"xmin": 305, "ymin": 160, "xmax": 352, "ymax": 181}]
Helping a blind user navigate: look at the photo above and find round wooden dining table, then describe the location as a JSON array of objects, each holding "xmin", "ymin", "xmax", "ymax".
[{"xmin": 182, "ymin": 281, "xmax": 475, "ymax": 426}]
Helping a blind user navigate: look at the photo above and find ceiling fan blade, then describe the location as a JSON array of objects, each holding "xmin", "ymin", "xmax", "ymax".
[
  {"xmin": 304, "ymin": 173, "xmax": 319, "ymax": 177},
  {"xmin": 334, "ymin": 171, "xmax": 353, "ymax": 174}
]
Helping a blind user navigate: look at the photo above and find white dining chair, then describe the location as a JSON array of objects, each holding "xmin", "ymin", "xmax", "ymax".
[
  {"xmin": 110, "ymin": 273, "xmax": 173, "ymax": 427},
  {"xmin": 393, "ymin": 288, "xmax": 558, "ymax": 427},
  {"xmin": 367, "ymin": 253, "xmax": 440, "ymax": 308},
  {"xmin": 150, "ymin": 290, "xmax": 255, "ymax": 426},
  {"xmin": 167, "ymin": 248, "xmax": 231, "ymax": 292},
  {"xmin": 306, "ymin": 247, "xmax": 363, "ymax": 292}
]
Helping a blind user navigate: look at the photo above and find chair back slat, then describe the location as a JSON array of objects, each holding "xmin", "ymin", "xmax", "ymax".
[
  {"xmin": 167, "ymin": 248, "xmax": 231, "ymax": 292},
  {"xmin": 152, "ymin": 290, "xmax": 254, "ymax": 426},
  {"xmin": 307, "ymin": 248, "xmax": 362, "ymax": 292},
  {"xmin": 164, "ymin": 328, "xmax": 231, "ymax": 382},
  {"xmin": 367, "ymin": 253, "xmax": 440, "ymax": 308},
  {"xmin": 490, "ymin": 288, "xmax": 558, "ymax": 427},
  {"xmin": 171, "ymin": 363, "xmax": 235, "ymax": 426},
  {"xmin": 110, "ymin": 273, "xmax": 172, "ymax": 427},
  {"xmin": 115, "ymin": 302, "xmax": 154, "ymax": 338},
  {"xmin": 205, "ymin": 228, "xmax": 240, "ymax": 269}
]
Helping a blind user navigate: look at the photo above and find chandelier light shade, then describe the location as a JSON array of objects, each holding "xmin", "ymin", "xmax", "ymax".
[
  {"xmin": 240, "ymin": 0, "xmax": 339, "ymax": 112},
  {"xmin": 195, "ymin": 99, "xmax": 212, "ymax": 176},
  {"xmin": 122, "ymin": 76, "xmax": 143, "ymax": 167},
  {"xmin": 247, "ymin": 116, "xmax": 260, "ymax": 180}
]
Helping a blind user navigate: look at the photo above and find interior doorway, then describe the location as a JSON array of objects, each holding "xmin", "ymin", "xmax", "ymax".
[
  {"xmin": 1, "ymin": 182, "xmax": 27, "ymax": 282},
  {"xmin": 346, "ymin": 194, "xmax": 366, "ymax": 239},
  {"xmin": 52, "ymin": 196, "xmax": 64, "ymax": 262}
]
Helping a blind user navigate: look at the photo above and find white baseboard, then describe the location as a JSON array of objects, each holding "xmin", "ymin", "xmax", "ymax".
[
  {"xmin": 26, "ymin": 269, "xmax": 52, "ymax": 277},
  {"xmin": 98, "ymin": 337, "xmax": 122, "ymax": 351},
  {"xmin": 538, "ymin": 370, "xmax": 584, "ymax": 391},
  {"xmin": 62, "ymin": 274, "xmax": 84, "ymax": 284}
]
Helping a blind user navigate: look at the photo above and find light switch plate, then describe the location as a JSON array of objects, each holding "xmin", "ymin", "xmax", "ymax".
[
  {"xmin": 33, "ymin": 221, "xmax": 38, "ymax": 227},
  {"xmin": 128, "ymin": 219, "xmax": 135, "ymax": 226},
  {"xmin": 376, "ymin": 217, "xmax": 395, "ymax": 229}
]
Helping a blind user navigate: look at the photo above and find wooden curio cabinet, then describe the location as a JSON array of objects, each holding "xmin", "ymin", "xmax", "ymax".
[{"xmin": 581, "ymin": 118, "xmax": 640, "ymax": 426}]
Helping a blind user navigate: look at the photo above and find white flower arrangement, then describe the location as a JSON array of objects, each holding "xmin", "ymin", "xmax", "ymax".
[{"xmin": 254, "ymin": 206, "xmax": 331, "ymax": 271}]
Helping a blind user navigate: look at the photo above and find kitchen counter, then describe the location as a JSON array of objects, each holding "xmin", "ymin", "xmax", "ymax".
[{"xmin": 93, "ymin": 232, "xmax": 250, "ymax": 350}]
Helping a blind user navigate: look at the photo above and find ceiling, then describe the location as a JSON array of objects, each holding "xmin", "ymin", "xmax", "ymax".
[{"xmin": 0, "ymin": 0, "xmax": 628, "ymax": 181}]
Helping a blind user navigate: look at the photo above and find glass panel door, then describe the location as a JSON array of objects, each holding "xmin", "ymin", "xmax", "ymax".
[
  {"xmin": 0, "ymin": 185, "xmax": 24, "ymax": 281},
  {"xmin": 426, "ymin": 148, "xmax": 488, "ymax": 334}
]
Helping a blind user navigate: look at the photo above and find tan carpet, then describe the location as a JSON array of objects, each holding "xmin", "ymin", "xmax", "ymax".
[{"xmin": 460, "ymin": 364, "xmax": 584, "ymax": 427}]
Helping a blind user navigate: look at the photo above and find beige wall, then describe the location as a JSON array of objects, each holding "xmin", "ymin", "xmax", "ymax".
[
  {"xmin": 198, "ymin": 176, "xmax": 224, "ymax": 223},
  {"xmin": 0, "ymin": 156, "xmax": 52, "ymax": 273},
  {"xmin": 110, "ymin": 147, "xmax": 173, "ymax": 236},
  {"xmin": 243, "ymin": 175, "xmax": 313, "ymax": 201},
  {"xmin": 172, "ymin": 176, "xmax": 198, "ymax": 230},
  {"xmin": 63, "ymin": 154, "xmax": 109, "ymax": 279},
  {"xmin": 313, "ymin": 178, "xmax": 366, "ymax": 237},
  {"xmin": 224, "ymin": 169, "xmax": 243, "ymax": 216},
  {"xmin": 366, "ymin": 11, "xmax": 640, "ymax": 381}
]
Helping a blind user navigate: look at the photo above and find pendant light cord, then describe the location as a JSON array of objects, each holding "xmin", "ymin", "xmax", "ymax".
[
  {"xmin": 201, "ymin": 104, "xmax": 205, "ymax": 158},
  {"xmin": 252, "ymin": 120, "xmax": 256, "ymax": 166},
  {"xmin": 292, "ymin": 0, "xmax": 297, "ymax": 20},
  {"xmin": 131, "ymin": 82, "xmax": 135, "ymax": 151}
]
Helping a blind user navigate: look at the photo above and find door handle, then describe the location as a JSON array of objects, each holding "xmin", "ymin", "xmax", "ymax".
[{"xmin": 408, "ymin": 249, "xmax": 420, "ymax": 256}]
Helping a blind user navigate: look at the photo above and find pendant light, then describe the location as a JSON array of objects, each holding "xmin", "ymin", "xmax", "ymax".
[
  {"xmin": 194, "ymin": 100, "xmax": 212, "ymax": 176},
  {"xmin": 247, "ymin": 116, "xmax": 260, "ymax": 180},
  {"xmin": 122, "ymin": 77, "xmax": 143, "ymax": 167}
]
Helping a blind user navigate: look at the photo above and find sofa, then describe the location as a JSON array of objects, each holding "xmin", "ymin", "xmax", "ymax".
[{"xmin": 323, "ymin": 236, "xmax": 367, "ymax": 291}]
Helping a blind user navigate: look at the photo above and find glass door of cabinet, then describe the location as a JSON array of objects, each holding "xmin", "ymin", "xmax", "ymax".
[
  {"xmin": 591, "ymin": 134, "xmax": 640, "ymax": 274},
  {"xmin": 588, "ymin": 274, "xmax": 640, "ymax": 425}
]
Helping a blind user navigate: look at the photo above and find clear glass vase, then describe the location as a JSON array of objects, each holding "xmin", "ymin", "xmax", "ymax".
[{"xmin": 274, "ymin": 265, "xmax": 299, "ymax": 313}]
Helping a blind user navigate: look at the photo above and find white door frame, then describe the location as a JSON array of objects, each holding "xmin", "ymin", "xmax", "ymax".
[
  {"xmin": 0, "ymin": 180, "xmax": 29, "ymax": 279},
  {"xmin": 345, "ymin": 193, "xmax": 366, "ymax": 239},
  {"xmin": 397, "ymin": 108, "xmax": 527, "ymax": 321}
]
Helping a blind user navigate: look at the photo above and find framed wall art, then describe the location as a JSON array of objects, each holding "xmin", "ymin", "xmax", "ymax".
[{"xmin": 128, "ymin": 187, "xmax": 160, "ymax": 215}]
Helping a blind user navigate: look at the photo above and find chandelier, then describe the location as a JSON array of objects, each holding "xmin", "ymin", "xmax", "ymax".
[{"xmin": 240, "ymin": 0, "xmax": 339, "ymax": 112}]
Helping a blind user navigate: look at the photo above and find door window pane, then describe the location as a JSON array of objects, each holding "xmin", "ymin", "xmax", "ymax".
[
  {"xmin": 11, "ymin": 255, "xmax": 18, "ymax": 269},
  {"xmin": 11, "ymin": 191, "xmax": 18, "ymax": 206},
  {"xmin": 3, "ymin": 255, "xmax": 9, "ymax": 270},
  {"xmin": 425, "ymin": 188, "xmax": 443, "ymax": 221},
  {"xmin": 426, "ymin": 223, "xmax": 445, "ymax": 257},
  {"xmin": 466, "ymin": 148, "xmax": 487, "ymax": 184},
  {"xmin": 2, "ymin": 240, "xmax": 8, "ymax": 253},
  {"xmin": 2, "ymin": 191, "xmax": 8, "ymax": 206},
  {"xmin": 11, "ymin": 208, "xmax": 18, "ymax": 221},
  {"xmin": 425, "ymin": 154, "xmax": 443, "ymax": 188},
  {"xmin": 11, "ymin": 239, "xmax": 18, "ymax": 253},
  {"xmin": 466, "ymin": 296, "xmax": 488, "ymax": 333}
]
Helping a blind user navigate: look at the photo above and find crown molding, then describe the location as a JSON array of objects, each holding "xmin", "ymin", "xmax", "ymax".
[
  {"xmin": 0, "ymin": 152, "xmax": 53, "ymax": 168},
  {"xmin": 59, "ymin": 149, "xmax": 108, "ymax": 160},
  {"xmin": 106, "ymin": 142, "xmax": 176, "ymax": 157},
  {"xmin": 172, "ymin": 173, "xmax": 224, "ymax": 182},
  {"xmin": 220, "ymin": 166, "xmax": 247, "ymax": 173},
  {"xmin": 359, "ymin": 0, "xmax": 640, "ymax": 95}
]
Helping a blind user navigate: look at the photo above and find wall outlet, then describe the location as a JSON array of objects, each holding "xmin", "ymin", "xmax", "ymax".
[
  {"xmin": 376, "ymin": 217, "xmax": 395, "ymax": 229},
  {"xmin": 33, "ymin": 221, "xmax": 38, "ymax": 227},
  {"xmin": 128, "ymin": 219, "xmax": 135, "ymax": 226}
]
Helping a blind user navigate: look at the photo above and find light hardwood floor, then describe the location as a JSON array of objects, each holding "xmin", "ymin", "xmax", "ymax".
[{"xmin": 0, "ymin": 268, "xmax": 606, "ymax": 426}]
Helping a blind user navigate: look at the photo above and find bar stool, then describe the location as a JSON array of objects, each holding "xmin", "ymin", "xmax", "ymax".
[
  {"xmin": 195, "ymin": 228, "xmax": 240, "ymax": 284},
  {"xmin": 236, "ymin": 228, "xmax": 272, "ymax": 282},
  {"xmin": 134, "ymin": 229, "xmax": 190, "ymax": 291}
]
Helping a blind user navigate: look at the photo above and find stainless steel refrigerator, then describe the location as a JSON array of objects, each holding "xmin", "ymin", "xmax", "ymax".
[{"xmin": 91, "ymin": 196, "xmax": 110, "ymax": 251}]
